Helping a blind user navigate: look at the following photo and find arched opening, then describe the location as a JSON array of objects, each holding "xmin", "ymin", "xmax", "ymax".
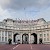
[
  {"xmin": 13, "ymin": 33, "xmax": 19, "ymax": 43},
  {"xmin": 22, "ymin": 33, "xmax": 29, "ymax": 44},
  {"xmin": 31, "ymin": 33, "xmax": 37, "ymax": 44}
]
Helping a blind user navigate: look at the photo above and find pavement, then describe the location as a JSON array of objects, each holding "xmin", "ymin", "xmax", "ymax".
[{"xmin": 0, "ymin": 44, "xmax": 50, "ymax": 50}]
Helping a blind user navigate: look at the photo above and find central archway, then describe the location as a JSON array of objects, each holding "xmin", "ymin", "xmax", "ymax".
[
  {"xmin": 22, "ymin": 33, "xmax": 29, "ymax": 44},
  {"xmin": 31, "ymin": 33, "xmax": 37, "ymax": 44}
]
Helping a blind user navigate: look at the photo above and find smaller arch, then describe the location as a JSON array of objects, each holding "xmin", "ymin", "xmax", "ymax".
[
  {"xmin": 13, "ymin": 33, "xmax": 19, "ymax": 42},
  {"xmin": 31, "ymin": 33, "xmax": 37, "ymax": 44}
]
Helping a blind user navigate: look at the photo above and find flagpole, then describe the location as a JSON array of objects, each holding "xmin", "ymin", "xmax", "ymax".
[{"xmin": 24, "ymin": 8, "xmax": 26, "ymax": 19}]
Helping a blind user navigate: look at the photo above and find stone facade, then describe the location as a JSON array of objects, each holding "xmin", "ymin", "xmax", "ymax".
[{"xmin": 0, "ymin": 18, "xmax": 50, "ymax": 44}]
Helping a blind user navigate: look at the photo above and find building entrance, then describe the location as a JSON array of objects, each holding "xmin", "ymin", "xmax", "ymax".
[
  {"xmin": 13, "ymin": 33, "xmax": 20, "ymax": 43},
  {"xmin": 22, "ymin": 33, "xmax": 29, "ymax": 44},
  {"xmin": 31, "ymin": 33, "xmax": 37, "ymax": 44}
]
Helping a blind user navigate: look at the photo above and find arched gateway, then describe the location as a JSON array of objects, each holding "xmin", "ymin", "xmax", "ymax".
[
  {"xmin": 13, "ymin": 33, "xmax": 37, "ymax": 44},
  {"xmin": 13, "ymin": 33, "xmax": 20, "ymax": 43},
  {"xmin": 31, "ymin": 33, "xmax": 37, "ymax": 44},
  {"xmin": 22, "ymin": 33, "xmax": 29, "ymax": 44}
]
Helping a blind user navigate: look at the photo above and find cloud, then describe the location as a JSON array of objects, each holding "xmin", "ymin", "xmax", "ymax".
[
  {"xmin": 0, "ymin": 6, "xmax": 11, "ymax": 21},
  {"xmin": 0, "ymin": 0, "xmax": 11, "ymax": 7},
  {"xmin": 0, "ymin": 0, "xmax": 50, "ymax": 21},
  {"xmin": 0, "ymin": 0, "xmax": 50, "ymax": 10},
  {"xmin": 34, "ymin": 7, "xmax": 50, "ymax": 21}
]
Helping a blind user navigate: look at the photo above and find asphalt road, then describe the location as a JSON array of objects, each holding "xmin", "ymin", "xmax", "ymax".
[{"xmin": 0, "ymin": 44, "xmax": 50, "ymax": 50}]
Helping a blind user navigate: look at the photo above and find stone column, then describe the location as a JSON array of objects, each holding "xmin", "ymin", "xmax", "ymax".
[
  {"xmin": 42, "ymin": 32, "xmax": 44, "ymax": 43},
  {"xmin": 20, "ymin": 34, "xmax": 22, "ymax": 44},
  {"xmin": 29, "ymin": 33, "xmax": 31, "ymax": 44},
  {"xmin": 37, "ymin": 33, "xmax": 39, "ymax": 44},
  {"xmin": 46, "ymin": 32, "xmax": 47, "ymax": 42},
  {"xmin": 1, "ymin": 31, "xmax": 2, "ymax": 42},
  {"xmin": 7, "ymin": 31, "xmax": 8, "ymax": 42},
  {"xmin": 12, "ymin": 32, "xmax": 13, "ymax": 44},
  {"xmin": 49, "ymin": 31, "xmax": 50, "ymax": 41},
  {"xmin": 4, "ymin": 31, "xmax": 5, "ymax": 42}
]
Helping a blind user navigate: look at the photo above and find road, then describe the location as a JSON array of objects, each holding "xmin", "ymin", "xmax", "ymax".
[{"xmin": 0, "ymin": 44, "xmax": 50, "ymax": 50}]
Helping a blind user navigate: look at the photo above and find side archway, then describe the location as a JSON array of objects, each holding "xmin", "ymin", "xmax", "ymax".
[
  {"xmin": 13, "ymin": 33, "xmax": 20, "ymax": 43},
  {"xmin": 31, "ymin": 33, "xmax": 37, "ymax": 44}
]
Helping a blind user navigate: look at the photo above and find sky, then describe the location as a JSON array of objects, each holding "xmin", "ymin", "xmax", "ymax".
[{"xmin": 0, "ymin": 0, "xmax": 50, "ymax": 21}]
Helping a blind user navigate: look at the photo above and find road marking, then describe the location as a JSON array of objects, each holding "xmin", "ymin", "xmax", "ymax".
[
  {"xmin": 30, "ymin": 45, "xmax": 32, "ymax": 50},
  {"xmin": 13, "ymin": 45, "xmax": 19, "ymax": 50}
]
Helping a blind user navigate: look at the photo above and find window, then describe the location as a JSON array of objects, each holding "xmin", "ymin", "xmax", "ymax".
[
  {"xmin": 2, "ymin": 31, "xmax": 4, "ymax": 37},
  {"xmin": 5, "ymin": 31, "xmax": 7, "ymax": 37},
  {"xmin": 47, "ymin": 34, "xmax": 49, "ymax": 37},
  {"xmin": 47, "ymin": 38, "xmax": 49, "ymax": 41},
  {"xmin": 8, "ymin": 32, "xmax": 12, "ymax": 38},
  {"xmin": 5, "ymin": 37, "xmax": 7, "ymax": 41},
  {"xmin": 44, "ymin": 34, "xmax": 46, "ymax": 37},
  {"xmin": 44, "ymin": 38, "xmax": 46, "ymax": 41},
  {"xmin": 2, "ymin": 37, "xmax": 4, "ymax": 41},
  {"xmin": 40, "ymin": 34, "xmax": 42, "ymax": 37}
]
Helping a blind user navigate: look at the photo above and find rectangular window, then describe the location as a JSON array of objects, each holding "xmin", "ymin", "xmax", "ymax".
[
  {"xmin": 8, "ymin": 31, "xmax": 12, "ymax": 38},
  {"xmin": 47, "ymin": 34, "xmax": 49, "ymax": 36},
  {"xmin": 5, "ymin": 31, "xmax": 7, "ymax": 37},
  {"xmin": 2, "ymin": 37, "xmax": 4, "ymax": 41},
  {"xmin": 5, "ymin": 37, "xmax": 7, "ymax": 41},
  {"xmin": 40, "ymin": 34, "xmax": 42, "ymax": 37},
  {"xmin": 2, "ymin": 31, "xmax": 4, "ymax": 37},
  {"xmin": 44, "ymin": 38, "xmax": 46, "ymax": 41},
  {"xmin": 47, "ymin": 38, "xmax": 49, "ymax": 41},
  {"xmin": 44, "ymin": 34, "xmax": 46, "ymax": 37},
  {"xmin": 0, "ymin": 31, "xmax": 1, "ymax": 36}
]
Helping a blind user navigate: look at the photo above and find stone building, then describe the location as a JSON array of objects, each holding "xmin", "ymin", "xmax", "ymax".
[{"xmin": 0, "ymin": 18, "xmax": 50, "ymax": 44}]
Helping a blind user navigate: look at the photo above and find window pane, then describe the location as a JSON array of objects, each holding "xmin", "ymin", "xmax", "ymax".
[
  {"xmin": 8, "ymin": 32, "xmax": 12, "ymax": 38},
  {"xmin": 44, "ymin": 38, "xmax": 46, "ymax": 41},
  {"xmin": 2, "ymin": 37, "xmax": 4, "ymax": 41},
  {"xmin": 47, "ymin": 38, "xmax": 49, "ymax": 41},
  {"xmin": 5, "ymin": 31, "xmax": 7, "ymax": 36},
  {"xmin": 47, "ymin": 34, "xmax": 49, "ymax": 36},
  {"xmin": 40, "ymin": 34, "xmax": 42, "ymax": 37},
  {"xmin": 44, "ymin": 34, "xmax": 46, "ymax": 37},
  {"xmin": 5, "ymin": 37, "xmax": 7, "ymax": 41},
  {"xmin": 2, "ymin": 31, "xmax": 4, "ymax": 37}
]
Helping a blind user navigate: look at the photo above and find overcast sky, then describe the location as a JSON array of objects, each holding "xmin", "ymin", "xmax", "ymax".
[{"xmin": 0, "ymin": 0, "xmax": 50, "ymax": 21}]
